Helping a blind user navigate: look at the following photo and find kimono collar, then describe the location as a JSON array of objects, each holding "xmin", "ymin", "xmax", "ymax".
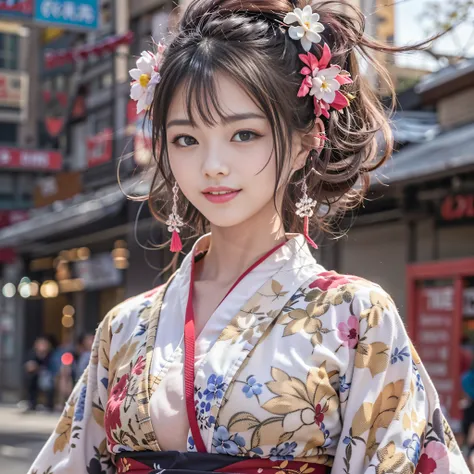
[{"xmin": 179, "ymin": 232, "xmax": 315, "ymax": 278}]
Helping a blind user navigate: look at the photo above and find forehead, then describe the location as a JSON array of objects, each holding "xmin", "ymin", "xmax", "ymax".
[{"xmin": 167, "ymin": 72, "xmax": 262, "ymax": 125}]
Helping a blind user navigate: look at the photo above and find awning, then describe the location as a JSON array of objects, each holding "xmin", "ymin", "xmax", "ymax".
[
  {"xmin": 0, "ymin": 180, "xmax": 142, "ymax": 248},
  {"xmin": 376, "ymin": 122, "xmax": 474, "ymax": 185}
]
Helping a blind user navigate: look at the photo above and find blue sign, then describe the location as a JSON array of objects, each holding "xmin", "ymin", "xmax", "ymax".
[{"xmin": 34, "ymin": 0, "xmax": 99, "ymax": 30}]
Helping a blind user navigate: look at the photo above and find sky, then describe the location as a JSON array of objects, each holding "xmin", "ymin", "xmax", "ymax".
[{"xmin": 393, "ymin": 0, "xmax": 474, "ymax": 70}]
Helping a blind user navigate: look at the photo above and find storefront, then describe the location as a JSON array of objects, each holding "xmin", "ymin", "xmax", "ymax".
[{"xmin": 407, "ymin": 258, "xmax": 474, "ymax": 426}]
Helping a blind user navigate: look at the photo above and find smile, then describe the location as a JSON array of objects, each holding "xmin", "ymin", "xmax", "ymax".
[{"xmin": 202, "ymin": 187, "xmax": 241, "ymax": 204}]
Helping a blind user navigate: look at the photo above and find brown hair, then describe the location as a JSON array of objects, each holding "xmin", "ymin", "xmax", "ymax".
[{"xmin": 144, "ymin": 0, "xmax": 428, "ymax": 249}]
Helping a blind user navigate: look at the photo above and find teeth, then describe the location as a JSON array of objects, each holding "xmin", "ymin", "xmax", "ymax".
[{"xmin": 209, "ymin": 191, "xmax": 234, "ymax": 195}]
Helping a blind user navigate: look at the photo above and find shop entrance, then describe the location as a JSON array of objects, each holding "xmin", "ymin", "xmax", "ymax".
[{"xmin": 407, "ymin": 257, "xmax": 474, "ymax": 426}]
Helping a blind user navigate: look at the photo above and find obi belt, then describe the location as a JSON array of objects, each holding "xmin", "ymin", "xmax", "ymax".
[{"xmin": 115, "ymin": 451, "xmax": 330, "ymax": 474}]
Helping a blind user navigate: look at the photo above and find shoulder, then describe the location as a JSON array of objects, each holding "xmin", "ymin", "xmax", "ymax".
[
  {"xmin": 301, "ymin": 270, "xmax": 399, "ymax": 321},
  {"xmin": 100, "ymin": 284, "xmax": 167, "ymax": 334}
]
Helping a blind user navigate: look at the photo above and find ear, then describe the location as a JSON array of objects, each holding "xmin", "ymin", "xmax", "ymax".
[{"xmin": 292, "ymin": 118, "xmax": 326, "ymax": 171}]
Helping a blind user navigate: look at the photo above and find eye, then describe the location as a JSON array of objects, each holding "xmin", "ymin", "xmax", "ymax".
[
  {"xmin": 172, "ymin": 135, "xmax": 198, "ymax": 147},
  {"xmin": 232, "ymin": 130, "xmax": 260, "ymax": 142}
]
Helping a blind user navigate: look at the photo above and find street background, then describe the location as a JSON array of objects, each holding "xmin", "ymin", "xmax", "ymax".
[{"xmin": 0, "ymin": 0, "xmax": 474, "ymax": 472}]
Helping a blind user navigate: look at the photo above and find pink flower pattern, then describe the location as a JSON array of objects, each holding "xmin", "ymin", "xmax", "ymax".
[
  {"xmin": 337, "ymin": 315, "xmax": 359, "ymax": 349},
  {"xmin": 309, "ymin": 271, "xmax": 362, "ymax": 291},
  {"xmin": 415, "ymin": 441, "xmax": 450, "ymax": 474},
  {"xmin": 297, "ymin": 43, "xmax": 353, "ymax": 119}
]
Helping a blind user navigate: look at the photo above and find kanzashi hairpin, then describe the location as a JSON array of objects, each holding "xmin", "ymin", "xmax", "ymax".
[
  {"xmin": 298, "ymin": 43, "xmax": 353, "ymax": 119},
  {"xmin": 129, "ymin": 44, "xmax": 166, "ymax": 114}
]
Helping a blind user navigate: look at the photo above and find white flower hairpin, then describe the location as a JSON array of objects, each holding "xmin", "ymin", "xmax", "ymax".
[
  {"xmin": 129, "ymin": 44, "xmax": 166, "ymax": 114},
  {"xmin": 283, "ymin": 5, "xmax": 325, "ymax": 52}
]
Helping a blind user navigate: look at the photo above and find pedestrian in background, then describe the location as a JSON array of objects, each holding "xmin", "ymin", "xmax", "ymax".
[
  {"xmin": 23, "ymin": 335, "xmax": 55, "ymax": 412},
  {"xmin": 74, "ymin": 332, "xmax": 95, "ymax": 383}
]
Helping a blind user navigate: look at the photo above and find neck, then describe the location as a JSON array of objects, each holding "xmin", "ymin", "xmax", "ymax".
[{"xmin": 196, "ymin": 203, "xmax": 286, "ymax": 285}]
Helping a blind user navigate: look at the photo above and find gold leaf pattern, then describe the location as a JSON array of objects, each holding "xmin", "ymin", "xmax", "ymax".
[
  {"xmin": 53, "ymin": 403, "xmax": 75, "ymax": 453},
  {"xmin": 355, "ymin": 341, "xmax": 389, "ymax": 377}
]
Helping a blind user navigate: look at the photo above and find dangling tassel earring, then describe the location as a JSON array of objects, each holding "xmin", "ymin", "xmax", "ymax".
[
  {"xmin": 166, "ymin": 182, "xmax": 184, "ymax": 253},
  {"xmin": 296, "ymin": 179, "xmax": 318, "ymax": 249}
]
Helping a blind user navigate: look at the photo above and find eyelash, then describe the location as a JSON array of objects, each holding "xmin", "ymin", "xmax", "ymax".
[{"xmin": 171, "ymin": 130, "xmax": 262, "ymax": 147}]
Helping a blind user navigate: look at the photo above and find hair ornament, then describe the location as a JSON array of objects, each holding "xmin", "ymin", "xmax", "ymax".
[
  {"xmin": 298, "ymin": 44, "xmax": 353, "ymax": 119},
  {"xmin": 283, "ymin": 5, "xmax": 325, "ymax": 52},
  {"xmin": 283, "ymin": 5, "xmax": 353, "ymax": 120},
  {"xmin": 129, "ymin": 44, "xmax": 166, "ymax": 114}
]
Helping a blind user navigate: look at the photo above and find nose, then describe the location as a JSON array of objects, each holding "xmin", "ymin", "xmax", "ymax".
[{"xmin": 201, "ymin": 145, "xmax": 230, "ymax": 179}]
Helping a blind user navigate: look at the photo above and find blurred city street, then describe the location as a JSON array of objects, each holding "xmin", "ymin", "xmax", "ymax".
[{"xmin": 0, "ymin": 404, "xmax": 57, "ymax": 474}]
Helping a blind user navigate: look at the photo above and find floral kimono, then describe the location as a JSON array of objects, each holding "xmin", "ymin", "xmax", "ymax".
[{"xmin": 29, "ymin": 234, "xmax": 469, "ymax": 474}]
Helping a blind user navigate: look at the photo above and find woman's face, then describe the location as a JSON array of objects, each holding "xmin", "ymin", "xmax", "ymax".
[{"xmin": 166, "ymin": 73, "xmax": 295, "ymax": 230}]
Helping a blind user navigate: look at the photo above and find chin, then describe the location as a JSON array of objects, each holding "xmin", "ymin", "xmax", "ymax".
[{"xmin": 203, "ymin": 213, "xmax": 250, "ymax": 229}]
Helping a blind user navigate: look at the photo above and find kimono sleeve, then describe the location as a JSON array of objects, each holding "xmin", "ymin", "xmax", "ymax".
[
  {"xmin": 28, "ymin": 312, "xmax": 114, "ymax": 474},
  {"xmin": 331, "ymin": 287, "xmax": 469, "ymax": 474}
]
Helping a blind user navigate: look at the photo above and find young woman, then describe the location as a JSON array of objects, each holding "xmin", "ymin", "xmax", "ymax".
[{"xmin": 29, "ymin": 0, "xmax": 470, "ymax": 473}]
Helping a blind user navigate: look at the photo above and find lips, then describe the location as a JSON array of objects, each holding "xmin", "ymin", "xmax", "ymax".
[{"xmin": 202, "ymin": 186, "xmax": 241, "ymax": 204}]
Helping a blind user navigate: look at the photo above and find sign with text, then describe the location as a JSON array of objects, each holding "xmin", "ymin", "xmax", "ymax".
[
  {"xmin": 87, "ymin": 128, "xmax": 112, "ymax": 168},
  {"xmin": 0, "ymin": 147, "xmax": 62, "ymax": 171},
  {"xmin": 440, "ymin": 193, "xmax": 474, "ymax": 224},
  {"xmin": 416, "ymin": 286, "xmax": 455, "ymax": 415},
  {"xmin": 35, "ymin": 0, "xmax": 99, "ymax": 29},
  {"xmin": 0, "ymin": 210, "xmax": 29, "ymax": 229},
  {"xmin": 75, "ymin": 253, "xmax": 122, "ymax": 290},
  {"xmin": 0, "ymin": 0, "xmax": 33, "ymax": 18},
  {"xmin": 0, "ymin": 71, "xmax": 27, "ymax": 111}
]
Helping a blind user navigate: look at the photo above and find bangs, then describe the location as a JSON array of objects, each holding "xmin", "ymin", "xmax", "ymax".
[
  {"xmin": 182, "ymin": 51, "xmax": 231, "ymax": 128},
  {"xmin": 167, "ymin": 44, "xmax": 269, "ymax": 129}
]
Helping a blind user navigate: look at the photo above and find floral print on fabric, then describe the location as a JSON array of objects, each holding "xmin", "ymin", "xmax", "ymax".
[{"xmin": 28, "ymin": 237, "xmax": 469, "ymax": 473}]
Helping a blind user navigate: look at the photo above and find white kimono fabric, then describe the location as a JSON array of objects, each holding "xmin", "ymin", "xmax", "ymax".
[{"xmin": 29, "ymin": 234, "xmax": 469, "ymax": 473}]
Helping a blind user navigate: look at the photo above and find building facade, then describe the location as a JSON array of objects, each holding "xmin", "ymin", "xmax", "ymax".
[{"xmin": 0, "ymin": 0, "xmax": 176, "ymax": 401}]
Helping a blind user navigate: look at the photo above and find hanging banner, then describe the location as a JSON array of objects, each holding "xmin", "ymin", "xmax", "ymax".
[
  {"xmin": 42, "ymin": 90, "xmax": 68, "ymax": 137},
  {"xmin": 0, "ymin": 147, "xmax": 62, "ymax": 171},
  {"xmin": 35, "ymin": 0, "xmax": 99, "ymax": 30},
  {"xmin": 0, "ymin": 0, "xmax": 33, "ymax": 19}
]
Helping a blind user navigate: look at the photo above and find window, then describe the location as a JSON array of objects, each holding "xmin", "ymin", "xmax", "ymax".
[
  {"xmin": 0, "ymin": 122, "xmax": 17, "ymax": 144},
  {"xmin": 91, "ymin": 108, "xmax": 112, "ymax": 135},
  {"xmin": 0, "ymin": 33, "xmax": 19, "ymax": 70},
  {"xmin": 0, "ymin": 174, "xmax": 14, "ymax": 195}
]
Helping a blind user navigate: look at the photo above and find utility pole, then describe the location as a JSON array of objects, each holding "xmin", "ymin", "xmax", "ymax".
[{"xmin": 112, "ymin": 0, "xmax": 130, "ymax": 167}]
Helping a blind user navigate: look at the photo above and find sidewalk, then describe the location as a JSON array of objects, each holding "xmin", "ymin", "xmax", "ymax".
[
  {"xmin": 0, "ymin": 403, "xmax": 59, "ymax": 436},
  {"xmin": 0, "ymin": 404, "xmax": 59, "ymax": 473}
]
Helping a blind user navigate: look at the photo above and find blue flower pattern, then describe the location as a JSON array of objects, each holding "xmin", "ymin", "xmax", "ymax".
[
  {"xmin": 242, "ymin": 376, "xmax": 263, "ymax": 399},
  {"xmin": 415, "ymin": 371, "xmax": 425, "ymax": 392},
  {"xmin": 212, "ymin": 426, "xmax": 245, "ymax": 455},
  {"xmin": 391, "ymin": 346, "xmax": 410, "ymax": 365},
  {"xmin": 339, "ymin": 375, "xmax": 351, "ymax": 393},
  {"xmin": 196, "ymin": 374, "xmax": 226, "ymax": 431},
  {"xmin": 270, "ymin": 441, "xmax": 297, "ymax": 461},
  {"xmin": 320, "ymin": 422, "xmax": 333, "ymax": 448},
  {"xmin": 403, "ymin": 434, "xmax": 421, "ymax": 464},
  {"xmin": 74, "ymin": 385, "xmax": 87, "ymax": 422},
  {"xmin": 134, "ymin": 321, "xmax": 148, "ymax": 337},
  {"xmin": 203, "ymin": 374, "xmax": 226, "ymax": 402}
]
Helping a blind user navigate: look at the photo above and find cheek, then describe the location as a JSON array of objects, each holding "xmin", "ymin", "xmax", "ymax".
[{"xmin": 168, "ymin": 152, "xmax": 198, "ymax": 197}]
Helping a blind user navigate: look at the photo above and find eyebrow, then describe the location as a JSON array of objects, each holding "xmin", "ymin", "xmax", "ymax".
[{"xmin": 166, "ymin": 112, "xmax": 267, "ymax": 129}]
